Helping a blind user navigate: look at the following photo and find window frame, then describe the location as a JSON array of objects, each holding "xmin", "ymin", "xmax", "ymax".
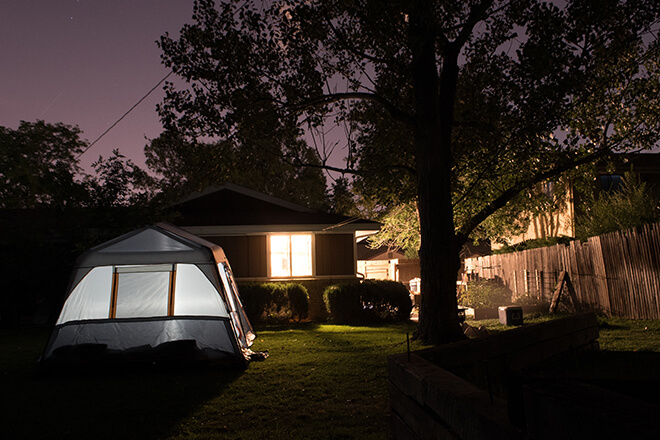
[
  {"xmin": 268, "ymin": 233, "xmax": 315, "ymax": 278},
  {"xmin": 110, "ymin": 264, "xmax": 174, "ymax": 319}
]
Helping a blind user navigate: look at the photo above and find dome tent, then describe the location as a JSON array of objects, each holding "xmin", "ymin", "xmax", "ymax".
[{"xmin": 40, "ymin": 223, "xmax": 256, "ymax": 368}]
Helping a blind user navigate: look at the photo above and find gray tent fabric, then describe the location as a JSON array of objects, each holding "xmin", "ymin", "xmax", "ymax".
[{"xmin": 41, "ymin": 223, "xmax": 256, "ymax": 368}]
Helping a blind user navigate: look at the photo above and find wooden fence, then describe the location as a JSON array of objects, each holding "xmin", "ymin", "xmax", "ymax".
[{"xmin": 464, "ymin": 222, "xmax": 660, "ymax": 319}]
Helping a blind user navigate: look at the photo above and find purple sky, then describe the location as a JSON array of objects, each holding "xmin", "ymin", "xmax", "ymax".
[{"xmin": 1, "ymin": 0, "xmax": 195, "ymax": 174}]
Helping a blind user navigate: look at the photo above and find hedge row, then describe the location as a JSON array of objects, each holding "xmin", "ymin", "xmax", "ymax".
[
  {"xmin": 323, "ymin": 280, "xmax": 412, "ymax": 324},
  {"xmin": 237, "ymin": 282, "xmax": 309, "ymax": 324}
]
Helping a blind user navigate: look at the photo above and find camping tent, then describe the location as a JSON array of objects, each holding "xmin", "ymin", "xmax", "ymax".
[{"xmin": 41, "ymin": 223, "xmax": 255, "ymax": 367}]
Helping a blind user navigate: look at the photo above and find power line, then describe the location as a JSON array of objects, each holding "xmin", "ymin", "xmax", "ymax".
[{"xmin": 76, "ymin": 70, "xmax": 173, "ymax": 160}]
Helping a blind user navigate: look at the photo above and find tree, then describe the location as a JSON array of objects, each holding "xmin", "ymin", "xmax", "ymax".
[
  {"xmin": 86, "ymin": 150, "xmax": 157, "ymax": 208},
  {"xmin": 158, "ymin": 0, "xmax": 660, "ymax": 343},
  {"xmin": 328, "ymin": 177, "xmax": 359, "ymax": 215},
  {"xmin": 0, "ymin": 121, "xmax": 88, "ymax": 209},
  {"xmin": 145, "ymin": 131, "xmax": 330, "ymax": 210}
]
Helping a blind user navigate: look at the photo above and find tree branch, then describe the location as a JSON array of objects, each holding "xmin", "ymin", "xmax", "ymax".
[
  {"xmin": 285, "ymin": 92, "xmax": 415, "ymax": 127},
  {"xmin": 456, "ymin": 148, "xmax": 610, "ymax": 240},
  {"xmin": 454, "ymin": 0, "xmax": 495, "ymax": 49}
]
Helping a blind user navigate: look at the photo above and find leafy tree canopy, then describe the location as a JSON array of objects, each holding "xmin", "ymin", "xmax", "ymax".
[
  {"xmin": 145, "ymin": 130, "xmax": 330, "ymax": 210},
  {"xmin": 158, "ymin": 0, "xmax": 660, "ymax": 343},
  {"xmin": 0, "ymin": 121, "xmax": 87, "ymax": 209},
  {"xmin": 0, "ymin": 121, "xmax": 158, "ymax": 211},
  {"xmin": 367, "ymin": 201, "xmax": 420, "ymax": 257},
  {"xmin": 85, "ymin": 149, "xmax": 158, "ymax": 208}
]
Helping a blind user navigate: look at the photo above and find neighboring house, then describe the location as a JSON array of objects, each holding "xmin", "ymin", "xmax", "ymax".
[
  {"xmin": 499, "ymin": 178, "xmax": 576, "ymax": 247},
  {"xmin": 169, "ymin": 184, "xmax": 381, "ymax": 319},
  {"xmin": 355, "ymin": 234, "xmax": 489, "ymax": 287},
  {"xmin": 592, "ymin": 153, "xmax": 660, "ymax": 197},
  {"xmin": 498, "ymin": 153, "xmax": 660, "ymax": 248},
  {"xmin": 356, "ymin": 240, "xmax": 420, "ymax": 287}
]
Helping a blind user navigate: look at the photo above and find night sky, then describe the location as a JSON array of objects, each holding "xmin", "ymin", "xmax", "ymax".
[{"xmin": 1, "ymin": 0, "xmax": 194, "ymax": 173}]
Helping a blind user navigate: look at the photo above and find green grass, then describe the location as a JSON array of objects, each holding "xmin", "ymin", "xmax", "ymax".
[
  {"xmin": 467, "ymin": 313, "xmax": 660, "ymax": 352},
  {"xmin": 2, "ymin": 315, "xmax": 658, "ymax": 439},
  {"xmin": 595, "ymin": 316, "xmax": 660, "ymax": 351},
  {"xmin": 0, "ymin": 323, "xmax": 423, "ymax": 440}
]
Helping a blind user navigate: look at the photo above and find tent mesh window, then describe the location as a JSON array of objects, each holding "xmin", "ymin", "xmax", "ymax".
[{"xmin": 112, "ymin": 265, "xmax": 173, "ymax": 319}]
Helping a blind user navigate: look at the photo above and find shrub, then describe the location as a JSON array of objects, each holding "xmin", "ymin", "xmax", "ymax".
[
  {"xmin": 458, "ymin": 279, "xmax": 512, "ymax": 309},
  {"xmin": 323, "ymin": 280, "xmax": 412, "ymax": 324},
  {"xmin": 263, "ymin": 283, "xmax": 290, "ymax": 323},
  {"xmin": 237, "ymin": 283, "xmax": 272, "ymax": 322},
  {"xmin": 285, "ymin": 283, "xmax": 309, "ymax": 322},
  {"xmin": 237, "ymin": 282, "xmax": 309, "ymax": 324},
  {"xmin": 323, "ymin": 282, "xmax": 364, "ymax": 324},
  {"xmin": 361, "ymin": 280, "xmax": 413, "ymax": 321}
]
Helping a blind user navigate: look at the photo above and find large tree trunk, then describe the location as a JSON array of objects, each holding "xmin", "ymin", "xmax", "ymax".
[
  {"xmin": 416, "ymin": 138, "xmax": 464, "ymax": 344},
  {"xmin": 410, "ymin": 1, "xmax": 465, "ymax": 345}
]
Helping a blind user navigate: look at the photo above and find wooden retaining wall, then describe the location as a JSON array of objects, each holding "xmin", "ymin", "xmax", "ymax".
[
  {"xmin": 388, "ymin": 314, "xmax": 600, "ymax": 440},
  {"xmin": 464, "ymin": 223, "xmax": 660, "ymax": 319}
]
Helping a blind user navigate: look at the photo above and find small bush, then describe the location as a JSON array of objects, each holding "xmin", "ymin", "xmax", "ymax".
[
  {"xmin": 237, "ymin": 282, "xmax": 309, "ymax": 324},
  {"xmin": 285, "ymin": 283, "xmax": 309, "ymax": 322},
  {"xmin": 323, "ymin": 280, "xmax": 412, "ymax": 324},
  {"xmin": 361, "ymin": 280, "xmax": 413, "ymax": 321},
  {"xmin": 459, "ymin": 279, "xmax": 512, "ymax": 309},
  {"xmin": 323, "ymin": 282, "xmax": 364, "ymax": 324},
  {"xmin": 237, "ymin": 283, "xmax": 272, "ymax": 322},
  {"xmin": 265, "ymin": 283, "xmax": 290, "ymax": 323}
]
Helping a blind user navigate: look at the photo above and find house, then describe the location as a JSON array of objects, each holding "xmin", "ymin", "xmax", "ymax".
[
  {"xmin": 169, "ymin": 184, "xmax": 381, "ymax": 319},
  {"xmin": 592, "ymin": 153, "xmax": 660, "ymax": 197},
  {"xmin": 356, "ymin": 240, "xmax": 420, "ymax": 287},
  {"xmin": 497, "ymin": 153, "xmax": 660, "ymax": 248},
  {"xmin": 498, "ymin": 178, "xmax": 576, "ymax": 247}
]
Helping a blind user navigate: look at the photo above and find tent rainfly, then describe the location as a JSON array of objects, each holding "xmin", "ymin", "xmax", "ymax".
[{"xmin": 41, "ymin": 223, "xmax": 256, "ymax": 367}]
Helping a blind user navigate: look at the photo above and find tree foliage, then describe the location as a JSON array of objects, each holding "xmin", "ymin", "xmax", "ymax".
[
  {"xmin": 367, "ymin": 202, "xmax": 420, "ymax": 257},
  {"xmin": 0, "ymin": 121, "xmax": 158, "ymax": 210},
  {"xmin": 86, "ymin": 150, "xmax": 157, "ymax": 208},
  {"xmin": 0, "ymin": 121, "xmax": 87, "ymax": 209},
  {"xmin": 145, "ymin": 131, "xmax": 330, "ymax": 209},
  {"xmin": 158, "ymin": 0, "xmax": 660, "ymax": 343}
]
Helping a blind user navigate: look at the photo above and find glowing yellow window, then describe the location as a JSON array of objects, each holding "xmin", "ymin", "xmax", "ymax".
[{"xmin": 270, "ymin": 234, "xmax": 312, "ymax": 277}]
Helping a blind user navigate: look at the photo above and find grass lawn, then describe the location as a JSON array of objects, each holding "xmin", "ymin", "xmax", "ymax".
[
  {"xmin": 1, "ymin": 315, "xmax": 658, "ymax": 439},
  {"xmin": 468, "ymin": 313, "xmax": 660, "ymax": 352}
]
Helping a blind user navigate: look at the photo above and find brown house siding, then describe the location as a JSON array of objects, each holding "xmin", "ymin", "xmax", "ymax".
[
  {"xmin": 204, "ymin": 233, "xmax": 355, "ymax": 279},
  {"xmin": 205, "ymin": 235, "xmax": 267, "ymax": 278},
  {"xmin": 315, "ymin": 233, "xmax": 355, "ymax": 276}
]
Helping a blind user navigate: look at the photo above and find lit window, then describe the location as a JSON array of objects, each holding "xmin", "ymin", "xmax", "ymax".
[{"xmin": 270, "ymin": 234, "xmax": 312, "ymax": 277}]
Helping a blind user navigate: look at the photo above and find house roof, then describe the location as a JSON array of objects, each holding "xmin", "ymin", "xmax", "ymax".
[{"xmin": 171, "ymin": 183, "xmax": 380, "ymax": 234}]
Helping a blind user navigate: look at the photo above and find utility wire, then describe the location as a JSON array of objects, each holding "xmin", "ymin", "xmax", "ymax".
[{"xmin": 76, "ymin": 70, "xmax": 174, "ymax": 159}]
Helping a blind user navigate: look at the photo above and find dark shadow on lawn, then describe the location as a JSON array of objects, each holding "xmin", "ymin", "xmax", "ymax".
[{"xmin": 1, "ymin": 344, "xmax": 247, "ymax": 440}]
